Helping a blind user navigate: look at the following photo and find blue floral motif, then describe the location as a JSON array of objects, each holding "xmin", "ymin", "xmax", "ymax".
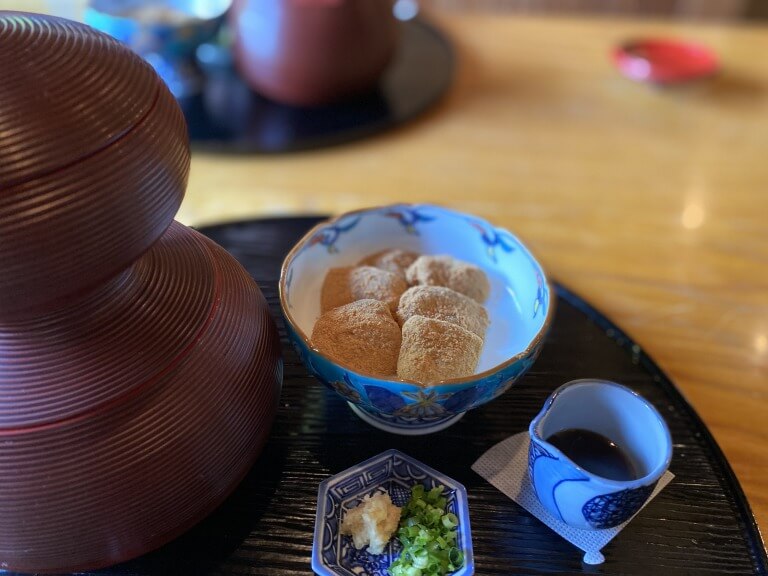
[
  {"xmin": 306, "ymin": 216, "xmax": 361, "ymax": 253},
  {"xmin": 395, "ymin": 389, "xmax": 452, "ymax": 419},
  {"xmin": 529, "ymin": 440, "xmax": 590, "ymax": 523},
  {"xmin": 382, "ymin": 207, "xmax": 435, "ymax": 235},
  {"xmin": 364, "ymin": 386, "xmax": 407, "ymax": 413},
  {"xmin": 582, "ymin": 483, "xmax": 656, "ymax": 529},
  {"xmin": 340, "ymin": 538, "xmax": 397, "ymax": 575},
  {"xmin": 466, "ymin": 218, "xmax": 516, "ymax": 263},
  {"xmin": 484, "ymin": 372, "xmax": 517, "ymax": 403},
  {"xmin": 528, "ymin": 439, "xmax": 556, "ymax": 499},
  {"xmin": 441, "ymin": 387, "xmax": 479, "ymax": 414},
  {"xmin": 330, "ymin": 373, "xmax": 361, "ymax": 403},
  {"xmin": 470, "ymin": 384, "xmax": 497, "ymax": 408},
  {"xmin": 356, "ymin": 405, "xmax": 462, "ymax": 431}
]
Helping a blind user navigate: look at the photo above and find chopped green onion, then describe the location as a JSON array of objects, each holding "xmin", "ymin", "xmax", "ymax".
[
  {"xmin": 388, "ymin": 484, "xmax": 464, "ymax": 576},
  {"xmin": 441, "ymin": 513, "xmax": 458, "ymax": 529}
]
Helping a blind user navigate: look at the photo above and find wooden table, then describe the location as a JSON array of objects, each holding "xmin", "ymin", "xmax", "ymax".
[{"xmin": 179, "ymin": 13, "xmax": 768, "ymax": 534}]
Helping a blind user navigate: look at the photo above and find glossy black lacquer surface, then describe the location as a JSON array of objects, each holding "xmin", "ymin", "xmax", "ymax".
[
  {"xmin": 25, "ymin": 217, "xmax": 766, "ymax": 576},
  {"xmin": 180, "ymin": 19, "xmax": 453, "ymax": 153}
]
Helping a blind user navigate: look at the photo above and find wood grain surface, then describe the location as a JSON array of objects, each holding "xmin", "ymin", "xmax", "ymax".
[
  {"xmin": 419, "ymin": 0, "xmax": 751, "ymax": 20},
  {"xmin": 178, "ymin": 13, "xmax": 768, "ymax": 533}
]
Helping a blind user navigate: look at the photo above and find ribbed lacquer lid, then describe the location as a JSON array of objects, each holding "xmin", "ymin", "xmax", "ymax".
[
  {"xmin": 0, "ymin": 12, "xmax": 160, "ymax": 188},
  {"xmin": 0, "ymin": 12, "xmax": 189, "ymax": 319}
]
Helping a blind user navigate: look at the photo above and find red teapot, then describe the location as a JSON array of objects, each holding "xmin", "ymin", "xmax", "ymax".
[{"xmin": 230, "ymin": 0, "xmax": 398, "ymax": 106}]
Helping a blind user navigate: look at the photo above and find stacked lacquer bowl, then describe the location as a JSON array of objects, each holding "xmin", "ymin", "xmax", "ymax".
[{"xmin": 0, "ymin": 12, "xmax": 282, "ymax": 573}]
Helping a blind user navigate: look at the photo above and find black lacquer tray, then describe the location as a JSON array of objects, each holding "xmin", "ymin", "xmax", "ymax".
[
  {"xmin": 50, "ymin": 217, "xmax": 768, "ymax": 575},
  {"xmin": 180, "ymin": 18, "xmax": 453, "ymax": 153}
]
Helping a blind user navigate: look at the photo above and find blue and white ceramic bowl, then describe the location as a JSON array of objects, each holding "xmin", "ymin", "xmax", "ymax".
[
  {"xmin": 279, "ymin": 204, "xmax": 554, "ymax": 435},
  {"xmin": 528, "ymin": 379, "xmax": 673, "ymax": 530},
  {"xmin": 312, "ymin": 449, "xmax": 474, "ymax": 576}
]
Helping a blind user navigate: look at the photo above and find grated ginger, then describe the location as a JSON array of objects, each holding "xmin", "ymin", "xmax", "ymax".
[{"xmin": 341, "ymin": 492, "xmax": 401, "ymax": 555}]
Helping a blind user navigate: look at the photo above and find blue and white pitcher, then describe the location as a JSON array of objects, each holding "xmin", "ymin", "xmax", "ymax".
[{"xmin": 528, "ymin": 379, "xmax": 672, "ymax": 530}]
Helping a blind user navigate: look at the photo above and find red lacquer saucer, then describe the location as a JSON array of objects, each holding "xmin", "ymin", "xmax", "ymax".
[{"xmin": 613, "ymin": 38, "xmax": 719, "ymax": 84}]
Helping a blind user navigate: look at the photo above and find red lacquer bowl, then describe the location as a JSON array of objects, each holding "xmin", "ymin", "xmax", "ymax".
[
  {"xmin": 613, "ymin": 38, "xmax": 719, "ymax": 84},
  {"xmin": 0, "ymin": 13, "xmax": 189, "ymax": 319},
  {"xmin": 0, "ymin": 14, "xmax": 283, "ymax": 573},
  {"xmin": 0, "ymin": 223, "xmax": 282, "ymax": 573}
]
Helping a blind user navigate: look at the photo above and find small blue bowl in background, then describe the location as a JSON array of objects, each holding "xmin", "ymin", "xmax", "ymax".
[
  {"xmin": 279, "ymin": 204, "xmax": 554, "ymax": 435},
  {"xmin": 313, "ymin": 449, "xmax": 474, "ymax": 576},
  {"xmin": 85, "ymin": 0, "xmax": 232, "ymax": 97}
]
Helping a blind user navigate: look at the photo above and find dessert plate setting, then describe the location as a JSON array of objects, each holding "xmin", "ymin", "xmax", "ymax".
[
  {"xmin": 6, "ymin": 216, "xmax": 765, "ymax": 575},
  {"xmin": 5, "ymin": 8, "xmax": 765, "ymax": 576}
]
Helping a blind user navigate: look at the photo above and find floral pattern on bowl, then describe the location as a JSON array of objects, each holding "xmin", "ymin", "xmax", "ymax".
[
  {"xmin": 280, "ymin": 204, "xmax": 554, "ymax": 435},
  {"xmin": 312, "ymin": 449, "xmax": 474, "ymax": 576}
]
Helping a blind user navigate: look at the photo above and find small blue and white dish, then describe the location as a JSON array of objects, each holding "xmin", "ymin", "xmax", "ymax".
[
  {"xmin": 312, "ymin": 449, "xmax": 474, "ymax": 576},
  {"xmin": 85, "ymin": 0, "xmax": 232, "ymax": 97},
  {"xmin": 279, "ymin": 204, "xmax": 554, "ymax": 435},
  {"xmin": 528, "ymin": 379, "xmax": 673, "ymax": 530}
]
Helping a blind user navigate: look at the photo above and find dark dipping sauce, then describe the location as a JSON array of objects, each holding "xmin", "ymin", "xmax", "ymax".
[{"xmin": 547, "ymin": 428, "xmax": 640, "ymax": 481}]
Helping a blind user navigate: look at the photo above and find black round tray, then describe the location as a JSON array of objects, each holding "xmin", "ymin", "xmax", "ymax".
[
  {"xmin": 28, "ymin": 217, "xmax": 767, "ymax": 575},
  {"xmin": 179, "ymin": 18, "xmax": 453, "ymax": 153}
]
